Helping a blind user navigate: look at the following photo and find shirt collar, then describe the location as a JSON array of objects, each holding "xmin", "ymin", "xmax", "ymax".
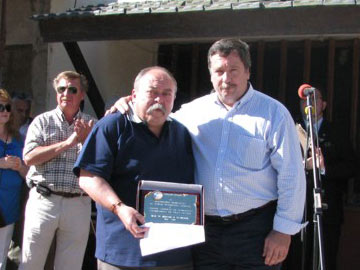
[
  {"xmin": 55, "ymin": 106, "xmax": 82, "ymax": 123},
  {"xmin": 315, "ymin": 117, "xmax": 324, "ymax": 132},
  {"xmin": 212, "ymin": 82, "xmax": 255, "ymax": 110},
  {"xmin": 128, "ymin": 102, "xmax": 142, "ymax": 123},
  {"xmin": 303, "ymin": 117, "xmax": 323, "ymax": 134}
]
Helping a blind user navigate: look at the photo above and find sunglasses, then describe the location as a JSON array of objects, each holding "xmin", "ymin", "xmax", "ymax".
[
  {"xmin": 0, "ymin": 104, "xmax": 11, "ymax": 112},
  {"xmin": 56, "ymin": 86, "xmax": 78, "ymax": 94}
]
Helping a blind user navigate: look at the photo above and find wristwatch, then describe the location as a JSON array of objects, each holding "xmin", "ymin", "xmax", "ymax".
[{"xmin": 111, "ymin": 201, "xmax": 123, "ymax": 214}]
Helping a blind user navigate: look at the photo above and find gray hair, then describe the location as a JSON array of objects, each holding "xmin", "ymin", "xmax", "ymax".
[
  {"xmin": 53, "ymin": 71, "xmax": 88, "ymax": 92},
  {"xmin": 133, "ymin": 66, "xmax": 177, "ymax": 93}
]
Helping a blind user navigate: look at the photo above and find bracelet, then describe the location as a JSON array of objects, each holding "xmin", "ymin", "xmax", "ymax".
[{"xmin": 111, "ymin": 201, "xmax": 123, "ymax": 214}]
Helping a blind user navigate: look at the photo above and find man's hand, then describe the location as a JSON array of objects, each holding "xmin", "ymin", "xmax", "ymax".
[
  {"xmin": 115, "ymin": 204, "xmax": 148, "ymax": 238},
  {"xmin": 66, "ymin": 132, "xmax": 80, "ymax": 148},
  {"xmin": 263, "ymin": 230, "xmax": 291, "ymax": 266},
  {"xmin": 306, "ymin": 147, "xmax": 325, "ymax": 171},
  {"xmin": 25, "ymin": 119, "xmax": 94, "ymax": 166},
  {"xmin": 105, "ymin": 95, "xmax": 132, "ymax": 116},
  {"xmin": 79, "ymin": 170, "xmax": 149, "ymax": 239},
  {"xmin": 74, "ymin": 119, "xmax": 94, "ymax": 144}
]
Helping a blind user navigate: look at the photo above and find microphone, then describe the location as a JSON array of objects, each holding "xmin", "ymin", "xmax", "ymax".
[
  {"xmin": 304, "ymin": 106, "xmax": 315, "ymax": 116},
  {"xmin": 298, "ymin": 84, "xmax": 315, "ymax": 99}
]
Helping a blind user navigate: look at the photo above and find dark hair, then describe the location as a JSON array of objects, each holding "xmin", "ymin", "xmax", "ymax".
[
  {"xmin": 313, "ymin": 85, "xmax": 326, "ymax": 100},
  {"xmin": 133, "ymin": 66, "xmax": 177, "ymax": 93},
  {"xmin": 208, "ymin": 38, "xmax": 251, "ymax": 70},
  {"xmin": 12, "ymin": 92, "xmax": 32, "ymax": 107},
  {"xmin": 12, "ymin": 92, "xmax": 32, "ymax": 101},
  {"xmin": 53, "ymin": 71, "xmax": 88, "ymax": 92}
]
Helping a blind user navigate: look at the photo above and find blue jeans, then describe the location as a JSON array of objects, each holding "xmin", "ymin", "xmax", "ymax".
[{"xmin": 192, "ymin": 202, "xmax": 281, "ymax": 270}]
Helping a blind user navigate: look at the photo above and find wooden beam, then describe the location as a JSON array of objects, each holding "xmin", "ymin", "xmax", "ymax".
[
  {"xmin": 171, "ymin": 44, "xmax": 179, "ymax": 78},
  {"xmin": 190, "ymin": 44, "xmax": 199, "ymax": 99},
  {"xmin": 256, "ymin": 41, "xmax": 264, "ymax": 91},
  {"xmin": 326, "ymin": 39, "xmax": 335, "ymax": 121},
  {"xmin": 303, "ymin": 40, "xmax": 311, "ymax": 82},
  {"xmin": 0, "ymin": 0, "xmax": 7, "ymax": 81},
  {"xmin": 38, "ymin": 6, "xmax": 360, "ymax": 43},
  {"xmin": 279, "ymin": 40, "xmax": 287, "ymax": 103},
  {"xmin": 350, "ymin": 39, "xmax": 359, "ymax": 150},
  {"xmin": 63, "ymin": 42, "xmax": 105, "ymax": 118}
]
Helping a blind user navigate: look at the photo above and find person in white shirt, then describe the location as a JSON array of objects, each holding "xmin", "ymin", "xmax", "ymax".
[{"xmin": 112, "ymin": 38, "xmax": 306, "ymax": 270}]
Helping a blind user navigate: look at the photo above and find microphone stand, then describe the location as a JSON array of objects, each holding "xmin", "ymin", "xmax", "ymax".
[{"xmin": 304, "ymin": 94, "xmax": 326, "ymax": 270}]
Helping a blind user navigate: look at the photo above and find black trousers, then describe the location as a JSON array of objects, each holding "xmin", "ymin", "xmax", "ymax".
[{"xmin": 192, "ymin": 202, "xmax": 281, "ymax": 270}]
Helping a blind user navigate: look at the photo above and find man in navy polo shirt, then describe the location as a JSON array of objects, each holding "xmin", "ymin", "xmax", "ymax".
[{"xmin": 73, "ymin": 66, "xmax": 194, "ymax": 270}]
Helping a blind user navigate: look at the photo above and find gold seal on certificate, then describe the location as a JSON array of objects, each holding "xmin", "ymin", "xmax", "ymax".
[
  {"xmin": 137, "ymin": 180, "xmax": 204, "ymax": 225},
  {"xmin": 152, "ymin": 191, "xmax": 163, "ymax": 200}
]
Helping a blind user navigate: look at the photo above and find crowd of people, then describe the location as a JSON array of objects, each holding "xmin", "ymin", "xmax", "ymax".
[{"xmin": 0, "ymin": 38, "xmax": 355, "ymax": 270}]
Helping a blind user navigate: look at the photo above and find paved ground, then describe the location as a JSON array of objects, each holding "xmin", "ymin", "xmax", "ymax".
[{"xmin": 7, "ymin": 207, "xmax": 360, "ymax": 270}]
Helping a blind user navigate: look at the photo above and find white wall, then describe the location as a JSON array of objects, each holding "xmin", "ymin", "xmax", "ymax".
[
  {"xmin": 7, "ymin": 0, "xmax": 160, "ymax": 117},
  {"xmin": 2, "ymin": 0, "xmax": 160, "ymax": 117},
  {"xmin": 47, "ymin": 40, "xmax": 158, "ymax": 118}
]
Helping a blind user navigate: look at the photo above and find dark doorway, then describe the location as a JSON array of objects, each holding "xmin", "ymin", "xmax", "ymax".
[{"xmin": 158, "ymin": 39, "xmax": 360, "ymax": 152}]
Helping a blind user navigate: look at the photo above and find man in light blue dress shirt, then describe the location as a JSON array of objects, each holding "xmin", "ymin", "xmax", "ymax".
[{"xmin": 112, "ymin": 38, "xmax": 306, "ymax": 270}]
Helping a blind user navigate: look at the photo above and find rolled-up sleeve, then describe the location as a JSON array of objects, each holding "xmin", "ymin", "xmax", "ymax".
[
  {"xmin": 269, "ymin": 111, "xmax": 307, "ymax": 235},
  {"xmin": 23, "ymin": 116, "xmax": 45, "ymax": 157}
]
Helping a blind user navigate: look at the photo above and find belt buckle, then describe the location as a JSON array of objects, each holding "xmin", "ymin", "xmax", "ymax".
[
  {"xmin": 36, "ymin": 184, "xmax": 52, "ymax": 197},
  {"xmin": 221, "ymin": 215, "xmax": 235, "ymax": 222}
]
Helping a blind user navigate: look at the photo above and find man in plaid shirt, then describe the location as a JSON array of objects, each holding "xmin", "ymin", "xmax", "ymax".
[{"xmin": 19, "ymin": 71, "xmax": 96, "ymax": 270}]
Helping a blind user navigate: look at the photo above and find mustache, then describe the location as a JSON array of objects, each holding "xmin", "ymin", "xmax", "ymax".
[{"xmin": 146, "ymin": 103, "xmax": 166, "ymax": 114}]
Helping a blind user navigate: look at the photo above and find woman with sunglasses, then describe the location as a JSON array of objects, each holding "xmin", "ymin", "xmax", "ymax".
[{"xmin": 0, "ymin": 88, "xmax": 28, "ymax": 270}]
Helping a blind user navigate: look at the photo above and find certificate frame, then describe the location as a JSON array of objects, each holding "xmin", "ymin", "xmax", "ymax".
[{"xmin": 137, "ymin": 180, "xmax": 204, "ymax": 225}]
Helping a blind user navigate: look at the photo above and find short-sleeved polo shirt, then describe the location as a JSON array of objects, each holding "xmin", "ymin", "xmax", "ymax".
[{"xmin": 74, "ymin": 112, "xmax": 194, "ymax": 267}]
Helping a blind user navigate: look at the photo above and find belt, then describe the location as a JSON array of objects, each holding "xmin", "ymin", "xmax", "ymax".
[
  {"xmin": 30, "ymin": 181, "xmax": 88, "ymax": 198},
  {"xmin": 49, "ymin": 190, "xmax": 88, "ymax": 198},
  {"xmin": 205, "ymin": 200, "xmax": 277, "ymax": 223}
]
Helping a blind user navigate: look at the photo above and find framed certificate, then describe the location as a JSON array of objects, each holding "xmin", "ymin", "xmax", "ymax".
[{"xmin": 137, "ymin": 180, "xmax": 204, "ymax": 225}]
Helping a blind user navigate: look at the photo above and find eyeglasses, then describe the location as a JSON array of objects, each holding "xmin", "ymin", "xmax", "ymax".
[
  {"xmin": 0, "ymin": 104, "xmax": 11, "ymax": 112},
  {"xmin": 56, "ymin": 86, "xmax": 78, "ymax": 95}
]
